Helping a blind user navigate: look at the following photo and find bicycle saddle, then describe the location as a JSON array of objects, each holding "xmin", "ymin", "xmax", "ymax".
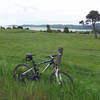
[{"xmin": 26, "ymin": 53, "xmax": 36, "ymax": 61}]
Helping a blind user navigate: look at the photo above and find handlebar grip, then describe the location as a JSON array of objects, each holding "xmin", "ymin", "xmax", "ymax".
[{"xmin": 45, "ymin": 54, "xmax": 57, "ymax": 58}]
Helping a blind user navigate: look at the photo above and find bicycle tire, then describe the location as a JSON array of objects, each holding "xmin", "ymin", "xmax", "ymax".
[
  {"xmin": 50, "ymin": 70, "xmax": 73, "ymax": 86},
  {"xmin": 13, "ymin": 64, "xmax": 34, "ymax": 82}
]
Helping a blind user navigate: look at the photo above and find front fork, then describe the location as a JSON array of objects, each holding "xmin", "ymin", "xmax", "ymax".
[{"xmin": 53, "ymin": 66, "xmax": 62, "ymax": 85}]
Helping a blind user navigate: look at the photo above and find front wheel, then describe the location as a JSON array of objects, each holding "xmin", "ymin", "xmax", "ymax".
[
  {"xmin": 50, "ymin": 70, "xmax": 73, "ymax": 86},
  {"xmin": 13, "ymin": 64, "xmax": 34, "ymax": 82}
]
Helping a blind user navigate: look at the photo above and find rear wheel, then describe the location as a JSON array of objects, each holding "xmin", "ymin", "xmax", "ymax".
[
  {"xmin": 13, "ymin": 64, "xmax": 34, "ymax": 82},
  {"xmin": 50, "ymin": 70, "xmax": 73, "ymax": 86}
]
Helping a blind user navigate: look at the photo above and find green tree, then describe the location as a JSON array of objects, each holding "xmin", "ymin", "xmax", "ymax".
[
  {"xmin": 79, "ymin": 20, "xmax": 84, "ymax": 25},
  {"xmin": 63, "ymin": 27, "xmax": 69, "ymax": 33},
  {"xmin": 79, "ymin": 20, "xmax": 85, "ymax": 31},
  {"xmin": 17, "ymin": 26, "xmax": 23, "ymax": 29},
  {"xmin": 0, "ymin": 26, "xmax": 5, "ymax": 29},
  {"xmin": 46, "ymin": 24, "xmax": 52, "ymax": 32},
  {"xmin": 86, "ymin": 10, "xmax": 100, "ymax": 39}
]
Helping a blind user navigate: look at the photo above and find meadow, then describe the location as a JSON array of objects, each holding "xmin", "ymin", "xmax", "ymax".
[{"xmin": 0, "ymin": 29, "xmax": 100, "ymax": 100}]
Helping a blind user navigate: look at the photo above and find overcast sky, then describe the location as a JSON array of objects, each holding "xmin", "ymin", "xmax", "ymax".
[{"xmin": 0, "ymin": 0, "xmax": 100, "ymax": 25}]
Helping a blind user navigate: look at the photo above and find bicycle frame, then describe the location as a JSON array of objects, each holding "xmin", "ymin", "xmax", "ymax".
[{"xmin": 22, "ymin": 56, "xmax": 55, "ymax": 76}]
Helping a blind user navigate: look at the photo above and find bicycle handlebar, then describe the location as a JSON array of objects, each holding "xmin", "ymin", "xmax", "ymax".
[{"xmin": 45, "ymin": 54, "xmax": 57, "ymax": 59}]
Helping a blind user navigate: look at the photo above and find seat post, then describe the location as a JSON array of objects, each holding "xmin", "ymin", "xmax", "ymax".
[{"xmin": 31, "ymin": 57, "xmax": 36, "ymax": 66}]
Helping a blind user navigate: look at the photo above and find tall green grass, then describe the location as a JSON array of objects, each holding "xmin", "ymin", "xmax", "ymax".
[{"xmin": 0, "ymin": 29, "xmax": 100, "ymax": 100}]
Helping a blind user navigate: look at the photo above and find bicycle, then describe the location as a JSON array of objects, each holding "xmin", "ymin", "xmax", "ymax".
[{"xmin": 13, "ymin": 53, "xmax": 73, "ymax": 86}]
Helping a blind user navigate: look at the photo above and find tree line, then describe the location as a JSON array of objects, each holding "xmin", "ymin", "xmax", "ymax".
[{"xmin": 0, "ymin": 26, "xmax": 29, "ymax": 30}]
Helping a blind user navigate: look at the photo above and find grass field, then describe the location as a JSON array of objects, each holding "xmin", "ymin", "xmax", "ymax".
[{"xmin": 0, "ymin": 29, "xmax": 100, "ymax": 100}]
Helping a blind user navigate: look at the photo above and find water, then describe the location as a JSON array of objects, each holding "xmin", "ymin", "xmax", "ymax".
[
  {"xmin": 24, "ymin": 26, "xmax": 92, "ymax": 32},
  {"xmin": 4, "ymin": 25, "xmax": 92, "ymax": 32}
]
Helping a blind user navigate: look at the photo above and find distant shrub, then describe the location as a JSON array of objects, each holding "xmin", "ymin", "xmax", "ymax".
[
  {"xmin": 12, "ymin": 26, "xmax": 23, "ymax": 29},
  {"xmin": 69, "ymin": 31, "xmax": 76, "ymax": 33},
  {"xmin": 51, "ymin": 30, "xmax": 57, "ymax": 33},
  {"xmin": 63, "ymin": 27, "xmax": 69, "ymax": 33},
  {"xmin": 70, "ymin": 31, "xmax": 73, "ymax": 33},
  {"xmin": 25, "ymin": 28, "xmax": 29, "ymax": 30},
  {"xmin": 51, "ymin": 30, "xmax": 62, "ymax": 33},
  {"xmin": 7, "ymin": 27, "xmax": 11, "ymax": 29},
  {"xmin": 0, "ymin": 26, "xmax": 5, "ymax": 29},
  {"xmin": 17, "ymin": 26, "xmax": 23, "ymax": 29},
  {"xmin": 79, "ymin": 31, "xmax": 90, "ymax": 34},
  {"xmin": 85, "ymin": 31, "xmax": 90, "ymax": 34},
  {"xmin": 40, "ymin": 30, "xmax": 43, "ymax": 32},
  {"xmin": 13, "ymin": 26, "xmax": 17, "ymax": 29},
  {"xmin": 56, "ymin": 30, "xmax": 61, "ymax": 33}
]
